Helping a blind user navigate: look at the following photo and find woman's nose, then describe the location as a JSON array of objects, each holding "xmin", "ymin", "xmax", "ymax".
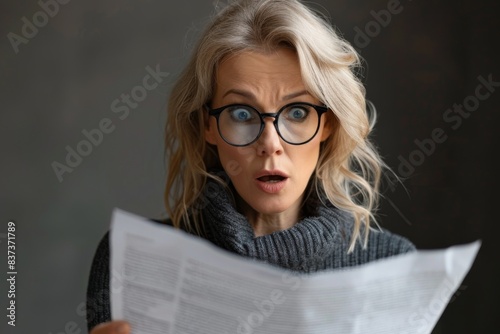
[{"xmin": 255, "ymin": 118, "xmax": 283, "ymax": 156}]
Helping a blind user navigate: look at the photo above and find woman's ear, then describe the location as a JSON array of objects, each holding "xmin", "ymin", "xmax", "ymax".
[
  {"xmin": 204, "ymin": 107, "xmax": 218, "ymax": 145},
  {"xmin": 320, "ymin": 110, "xmax": 334, "ymax": 142}
]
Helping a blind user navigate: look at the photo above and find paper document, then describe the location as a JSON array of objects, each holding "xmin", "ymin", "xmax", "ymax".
[{"xmin": 109, "ymin": 208, "xmax": 481, "ymax": 334}]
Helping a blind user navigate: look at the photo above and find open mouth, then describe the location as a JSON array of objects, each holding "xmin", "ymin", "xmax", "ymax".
[
  {"xmin": 254, "ymin": 171, "xmax": 288, "ymax": 193},
  {"xmin": 257, "ymin": 175, "xmax": 287, "ymax": 183}
]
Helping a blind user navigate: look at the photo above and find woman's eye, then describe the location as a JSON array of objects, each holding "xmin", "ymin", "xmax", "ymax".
[
  {"xmin": 287, "ymin": 106, "xmax": 308, "ymax": 120},
  {"xmin": 229, "ymin": 107, "xmax": 253, "ymax": 121}
]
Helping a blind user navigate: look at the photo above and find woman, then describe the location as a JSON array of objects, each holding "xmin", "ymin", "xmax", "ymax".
[{"xmin": 86, "ymin": 0, "xmax": 415, "ymax": 333}]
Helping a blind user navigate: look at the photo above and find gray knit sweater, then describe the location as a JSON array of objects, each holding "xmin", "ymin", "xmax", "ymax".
[{"xmin": 86, "ymin": 179, "xmax": 415, "ymax": 332}]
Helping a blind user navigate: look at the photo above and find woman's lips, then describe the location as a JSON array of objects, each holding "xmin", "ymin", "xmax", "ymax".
[
  {"xmin": 257, "ymin": 175, "xmax": 286, "ymax": 182},
  {"xmin": 255, "ymin": 179, "xmax": 287, "ymax": 193},
  {"xmin": 254, "ymin": 169, "xmax": 289, "ymax": 179},
  {"xmin": 255, "ymin": 171, "xmax": 288, "ymax": 194}
]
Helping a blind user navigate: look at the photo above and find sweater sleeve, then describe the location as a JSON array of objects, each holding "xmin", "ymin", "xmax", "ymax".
[{"xmin": 86, "ymin": 231, "xmax": 111, "ymax": 333}]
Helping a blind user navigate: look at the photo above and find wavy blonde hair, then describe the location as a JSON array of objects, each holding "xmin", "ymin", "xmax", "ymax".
[{"xmin": 165, "ymin": 0, "xmax": 388, "ymax": 251}]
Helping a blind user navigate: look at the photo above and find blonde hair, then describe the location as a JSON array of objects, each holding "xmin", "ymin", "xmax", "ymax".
[{"xmin": 165, "ymin": 0, "xmax": 388, "ymax": 251}]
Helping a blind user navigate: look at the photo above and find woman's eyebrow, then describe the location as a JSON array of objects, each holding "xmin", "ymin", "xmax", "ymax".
[
  {"xmin": 283, "ymin": 90, "xmax": 310, "ymax": 100},
  {"xmin": 222, "ymin": 89, "xmax": 311, "ymax": 101},
  {"xmin": 222, "ymin": 89, "xmax": 256, "ymax": 100}
]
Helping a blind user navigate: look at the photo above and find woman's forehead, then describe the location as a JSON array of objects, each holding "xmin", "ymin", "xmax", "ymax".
[
  {"xmin": 218, "ymin": 48, "xmax": 300, "ymax": 76},
  {"xmin": 214, "ymin": 49, "xmax": 309, "ymax": 101}
]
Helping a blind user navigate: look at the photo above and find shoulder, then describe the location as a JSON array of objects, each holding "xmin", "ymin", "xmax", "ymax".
[
  {"xmin": 333, "ymin": 208, "xmax": 416, "ymax": 257},
  {"xmin": 364, "ymin": 226, "xmax": 416, "ymax": 258},
  {"xmin": 91, "ymin": 217, "xmax": 171, "ymax": 255},
  {"xmin": 89, "ymin": 217, "xmax": 172, "ymax": 262},
  {"xmin": 338, "ymin": 218, "xmax": 416, "ymax": 267},
  {"xmin": 89, "ymin": 216, "xmax": 172, "ymax": 265}
]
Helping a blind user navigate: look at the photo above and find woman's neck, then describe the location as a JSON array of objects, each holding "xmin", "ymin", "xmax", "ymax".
[{"xmin": 235, "ymin": 194, "xmax": 303, "ymax": 236}]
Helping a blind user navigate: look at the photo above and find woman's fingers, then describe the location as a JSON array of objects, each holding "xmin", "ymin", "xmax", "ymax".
[{"xmin": 90, "ymin": 320, "xmax": 130, "ymax": 334}]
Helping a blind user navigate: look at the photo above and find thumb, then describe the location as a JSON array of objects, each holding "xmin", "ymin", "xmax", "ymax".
[{"xmin": 90, "ymin": 320, "xmax": 130, "ymax": 334}]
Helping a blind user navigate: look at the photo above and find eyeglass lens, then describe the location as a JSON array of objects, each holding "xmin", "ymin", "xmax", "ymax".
[{"xmin": 217, "ymin": 104, "xmax": 320, "ymax": 145}]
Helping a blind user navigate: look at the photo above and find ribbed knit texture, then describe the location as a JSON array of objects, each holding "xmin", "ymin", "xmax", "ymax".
[{"xmin": 86, "ymin": 176, "xmax": 415, "ymax": 332}]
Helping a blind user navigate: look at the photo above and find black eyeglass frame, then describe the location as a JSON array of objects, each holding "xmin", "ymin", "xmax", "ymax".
[{"xmin": 205, "ymin": 102, "xmax": 329, "ymax": 147}]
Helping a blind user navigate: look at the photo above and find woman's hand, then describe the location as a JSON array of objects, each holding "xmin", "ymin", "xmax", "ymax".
[{"xmin": 90, "ymin": 320, "xmax": 130, "ymax": 334}]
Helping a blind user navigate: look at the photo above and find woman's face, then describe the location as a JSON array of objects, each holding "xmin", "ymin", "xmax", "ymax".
[{"xmin": 205, "ymin": 48, "xmax": 332, "ymax": 227}]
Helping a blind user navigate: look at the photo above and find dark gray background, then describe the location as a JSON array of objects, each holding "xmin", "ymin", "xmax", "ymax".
[{"xmin": 1, "ymin": 0, "xmax": 498, "ymax": 333}]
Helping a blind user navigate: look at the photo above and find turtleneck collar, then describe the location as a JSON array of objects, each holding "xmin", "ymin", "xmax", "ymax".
[{"xmin": 199, "ymin": 172, "xmax": 354, "ymax": 273}]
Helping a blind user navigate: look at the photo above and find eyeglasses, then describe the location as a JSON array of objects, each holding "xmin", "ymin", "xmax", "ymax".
[{"xmin": 206, "ymin": 102, "xmax": 328, "ymax": 146}]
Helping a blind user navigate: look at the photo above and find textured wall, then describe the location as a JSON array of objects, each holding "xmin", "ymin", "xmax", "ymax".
[{"xmin": 1, "ymin": 0, "xmax": 498, "ymax": 333}]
